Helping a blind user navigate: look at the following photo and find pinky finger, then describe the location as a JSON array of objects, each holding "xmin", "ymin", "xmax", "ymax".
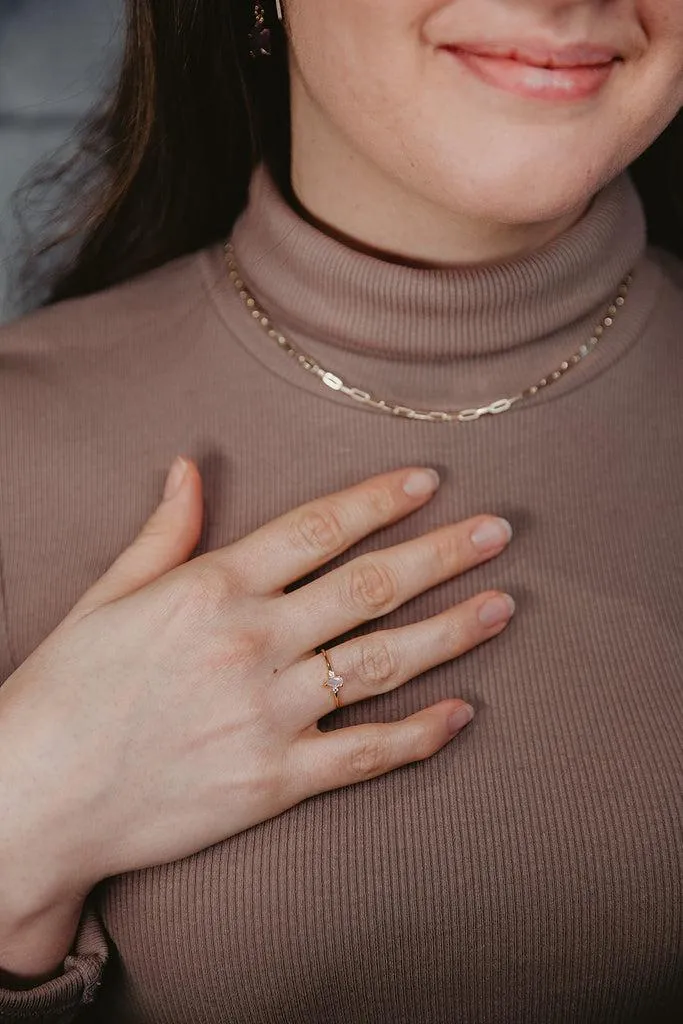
[{"xmin": 293, "ymin": 700, "xmax": 474, "ymax": 798}]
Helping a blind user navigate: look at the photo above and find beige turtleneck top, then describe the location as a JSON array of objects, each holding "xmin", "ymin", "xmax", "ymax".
[{"xmin": 0, "ymin": 168, "xmax": 681, "ymax": 1023}]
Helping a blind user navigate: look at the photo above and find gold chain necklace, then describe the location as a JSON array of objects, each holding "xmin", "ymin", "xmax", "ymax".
[{"xmin": 225, "ymin": 242, "xmax": 633, "ymax": 423}]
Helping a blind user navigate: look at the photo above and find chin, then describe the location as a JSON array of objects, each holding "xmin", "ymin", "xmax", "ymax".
[{"xmin": 423, "ymin": 153, "xmax": 618, "ymax": 228}]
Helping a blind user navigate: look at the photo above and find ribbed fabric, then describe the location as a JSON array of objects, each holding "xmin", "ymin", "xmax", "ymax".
[
  {"xmin": 0, "ymin": 168, "xmax": 681, "ymax": 1023},
  {"xmin": 228, "ymin": 167, "xmax": 650, "ymax": 409},
  {"xmin": 0, "ymin": 911, "xmax": 106, "ymax": 1022}
]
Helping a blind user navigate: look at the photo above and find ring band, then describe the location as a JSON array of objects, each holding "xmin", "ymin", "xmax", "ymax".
[{"xmin": 321, "ymin": 648, "xmax": 344, "ymax": 709}]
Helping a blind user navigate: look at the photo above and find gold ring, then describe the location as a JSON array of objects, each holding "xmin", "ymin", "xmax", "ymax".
[{"xmin": 320, "ymin": 648, "xmax": 344, "ymax": 709}]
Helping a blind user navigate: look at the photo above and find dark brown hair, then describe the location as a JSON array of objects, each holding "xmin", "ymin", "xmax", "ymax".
[{"xmin": 25, "ymin": 0, "xmax": 683, "ymax": 306}]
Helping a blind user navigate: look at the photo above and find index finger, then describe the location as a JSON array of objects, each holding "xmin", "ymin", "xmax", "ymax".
[{"xmin": 225, "ymin": 468, "xmax": 441, "ymax": 594}]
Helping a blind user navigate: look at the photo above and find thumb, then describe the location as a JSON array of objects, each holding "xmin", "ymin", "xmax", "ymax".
[{"xmin": 70, "ymin": 457, "xmax": 204, "ymax": 617}]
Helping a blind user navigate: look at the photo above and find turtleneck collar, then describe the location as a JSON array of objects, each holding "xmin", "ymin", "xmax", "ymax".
[{"xmin": 216, "ymin": 165, "xmax": 657, "ymax": 414}]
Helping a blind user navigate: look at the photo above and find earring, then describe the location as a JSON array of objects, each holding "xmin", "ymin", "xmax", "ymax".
[
  {"xmin": 249, "ymin": 2, "xmax": 272, "ymax": 59},
  {"xmin": 275, "ymin": 0, "xmax": 283, "ymax": 21}
]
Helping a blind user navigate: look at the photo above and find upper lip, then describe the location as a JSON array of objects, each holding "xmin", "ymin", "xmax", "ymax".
[{"xmin": 445, "ymin": 40, "xmax": 621, "ymax": 68}]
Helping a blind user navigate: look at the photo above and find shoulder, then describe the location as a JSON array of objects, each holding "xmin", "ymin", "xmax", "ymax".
[
  {"xmin": 0, "ymin": 247, "xmax": 211, "ymax": 363},
  {"xmin": 0, "ymin": 247, "xmax": 224, "ymax": 432},
  {"xmin": 0, "ymin": 246, "xmax": 235, "ymax": 488}
]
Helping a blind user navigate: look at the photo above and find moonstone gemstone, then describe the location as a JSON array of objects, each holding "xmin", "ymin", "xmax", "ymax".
[{"xmin": 325, "ymin": 672, "xmax": 344, "ymax": 694}]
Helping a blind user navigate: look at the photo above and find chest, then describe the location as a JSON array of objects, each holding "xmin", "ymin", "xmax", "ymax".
[{"xmin": 4, "ymin": 396, "xmax": 683, "ymax": 1023}]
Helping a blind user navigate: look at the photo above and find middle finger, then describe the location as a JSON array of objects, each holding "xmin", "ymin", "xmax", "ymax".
[
  {"xmin": 283, "ymin": 514, "xmax": 513, "ymax": 654},
  {"xmin": 275, "ymin": 588, "xmax": 515, "ymax": 729}
]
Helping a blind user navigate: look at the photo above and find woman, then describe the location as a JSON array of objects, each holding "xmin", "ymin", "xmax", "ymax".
[{"xmin": 0, "ymin": 1, "xmax": 681, "ymax": 1021}]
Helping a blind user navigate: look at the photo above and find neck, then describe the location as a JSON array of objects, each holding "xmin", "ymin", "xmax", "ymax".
[
  {"xmin": 228, "ymin": 165, "xmax": 646, "ymax": 411},
  {"xmin": 290, "ymin": 100, "xmax": 589, "ymax": 267}
]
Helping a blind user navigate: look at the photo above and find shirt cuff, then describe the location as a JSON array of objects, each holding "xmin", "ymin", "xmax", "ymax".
[{"xmin": 0, "ymin": 907, "xmax": 108, "ymax": 1022}]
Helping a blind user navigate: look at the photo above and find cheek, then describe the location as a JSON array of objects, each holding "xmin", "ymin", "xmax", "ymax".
[
  {"xmin": 641, "ymin": 0, "xmax": 683, "ymax": 34},
  {"xmin": 287, "ymin": 0, "xmax": 428, "ymax": 101},
  {"xmin": 620, "ymin": 44, "xmax": 683, "ymax": 158},
  {"xmin": 288, "ymin": 2, "xmax": 428, "ymax": 151},
  {"xmin": 639, "ymin": 0, "xmax": 683, "ymax": 97}
]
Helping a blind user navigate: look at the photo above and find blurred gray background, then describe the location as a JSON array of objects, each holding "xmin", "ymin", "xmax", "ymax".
[{"xmin": 0, "ymin": 0, "xmax": 123, "ymax": 322}]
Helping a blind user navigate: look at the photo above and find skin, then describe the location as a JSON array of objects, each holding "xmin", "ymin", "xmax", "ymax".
[
  {"xmin": 287, "ymin": 0, "xmax": 683, "ymax": 264},
  {"xmin": 2, "ymin": 0, "xmax": 682, "ymax": 989},
  {"xmin": 0, "ymin": 465, "xmax": 512, "ymax": 983}
]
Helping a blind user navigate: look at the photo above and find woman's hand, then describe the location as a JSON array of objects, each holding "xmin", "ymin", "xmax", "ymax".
[{"xmin": 0, "ymin": 459, "xmax": 514, "ymax": 979}]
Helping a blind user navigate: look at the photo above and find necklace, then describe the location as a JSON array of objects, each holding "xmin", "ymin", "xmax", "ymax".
[{"xmin": 225, "ymin": 242, "xmax": 633, "ymax": 423}]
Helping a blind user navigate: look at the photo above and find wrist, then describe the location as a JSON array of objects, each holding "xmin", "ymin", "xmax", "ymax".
[
  {"xmin": 0, "ymin": 697, "xmax": 104, "ymax": 908},
  {"xmin": 0, "ymin": 772, "xmax": 95, "ymax": 984},
  {"xmin": 0, "ymin": 880, "xmax": 85, "ymax": 987}
]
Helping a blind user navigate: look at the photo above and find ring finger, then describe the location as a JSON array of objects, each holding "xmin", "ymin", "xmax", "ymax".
[{"xmin": 275, "ymin": 589, "xmax": 515, "ymax": 729}]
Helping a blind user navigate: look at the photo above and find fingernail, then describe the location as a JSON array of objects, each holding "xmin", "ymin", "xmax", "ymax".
[
  {"xmin": 403, "ymin": 468, "xmax": 440, "ymax": 497},
  {"xmin": 478, "ymin": 593, "xmax": 516, "ymax": 628},
  {"xmin": 448, "ymin": 703, "xmax": 475, "ymax": 735},
  {"xmin": 471, "ymin": 517, "xmax": 513, "ymax": 552},
  {"xmin": 163, "ymin": 457, "xmax": 188, "ymax": 501}
]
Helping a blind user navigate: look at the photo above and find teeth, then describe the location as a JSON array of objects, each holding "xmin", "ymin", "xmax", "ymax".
[{"xmin": 524, "ymin": 66, "xmax": 576, "ymax": 89}]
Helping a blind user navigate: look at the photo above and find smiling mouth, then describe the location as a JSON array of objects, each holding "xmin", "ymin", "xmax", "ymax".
[
  {"xmin": 448, "ymin": 40, "xmax": 620, "ymax": 67},
  {"xmin": 443, "ymin": 42, "xmax": 621, "ymax": 102}
]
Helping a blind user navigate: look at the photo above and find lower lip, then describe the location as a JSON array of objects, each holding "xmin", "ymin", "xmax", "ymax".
[{"xmin": 450, "ymin": 50, "xmax": 615, "ymax": 101}]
